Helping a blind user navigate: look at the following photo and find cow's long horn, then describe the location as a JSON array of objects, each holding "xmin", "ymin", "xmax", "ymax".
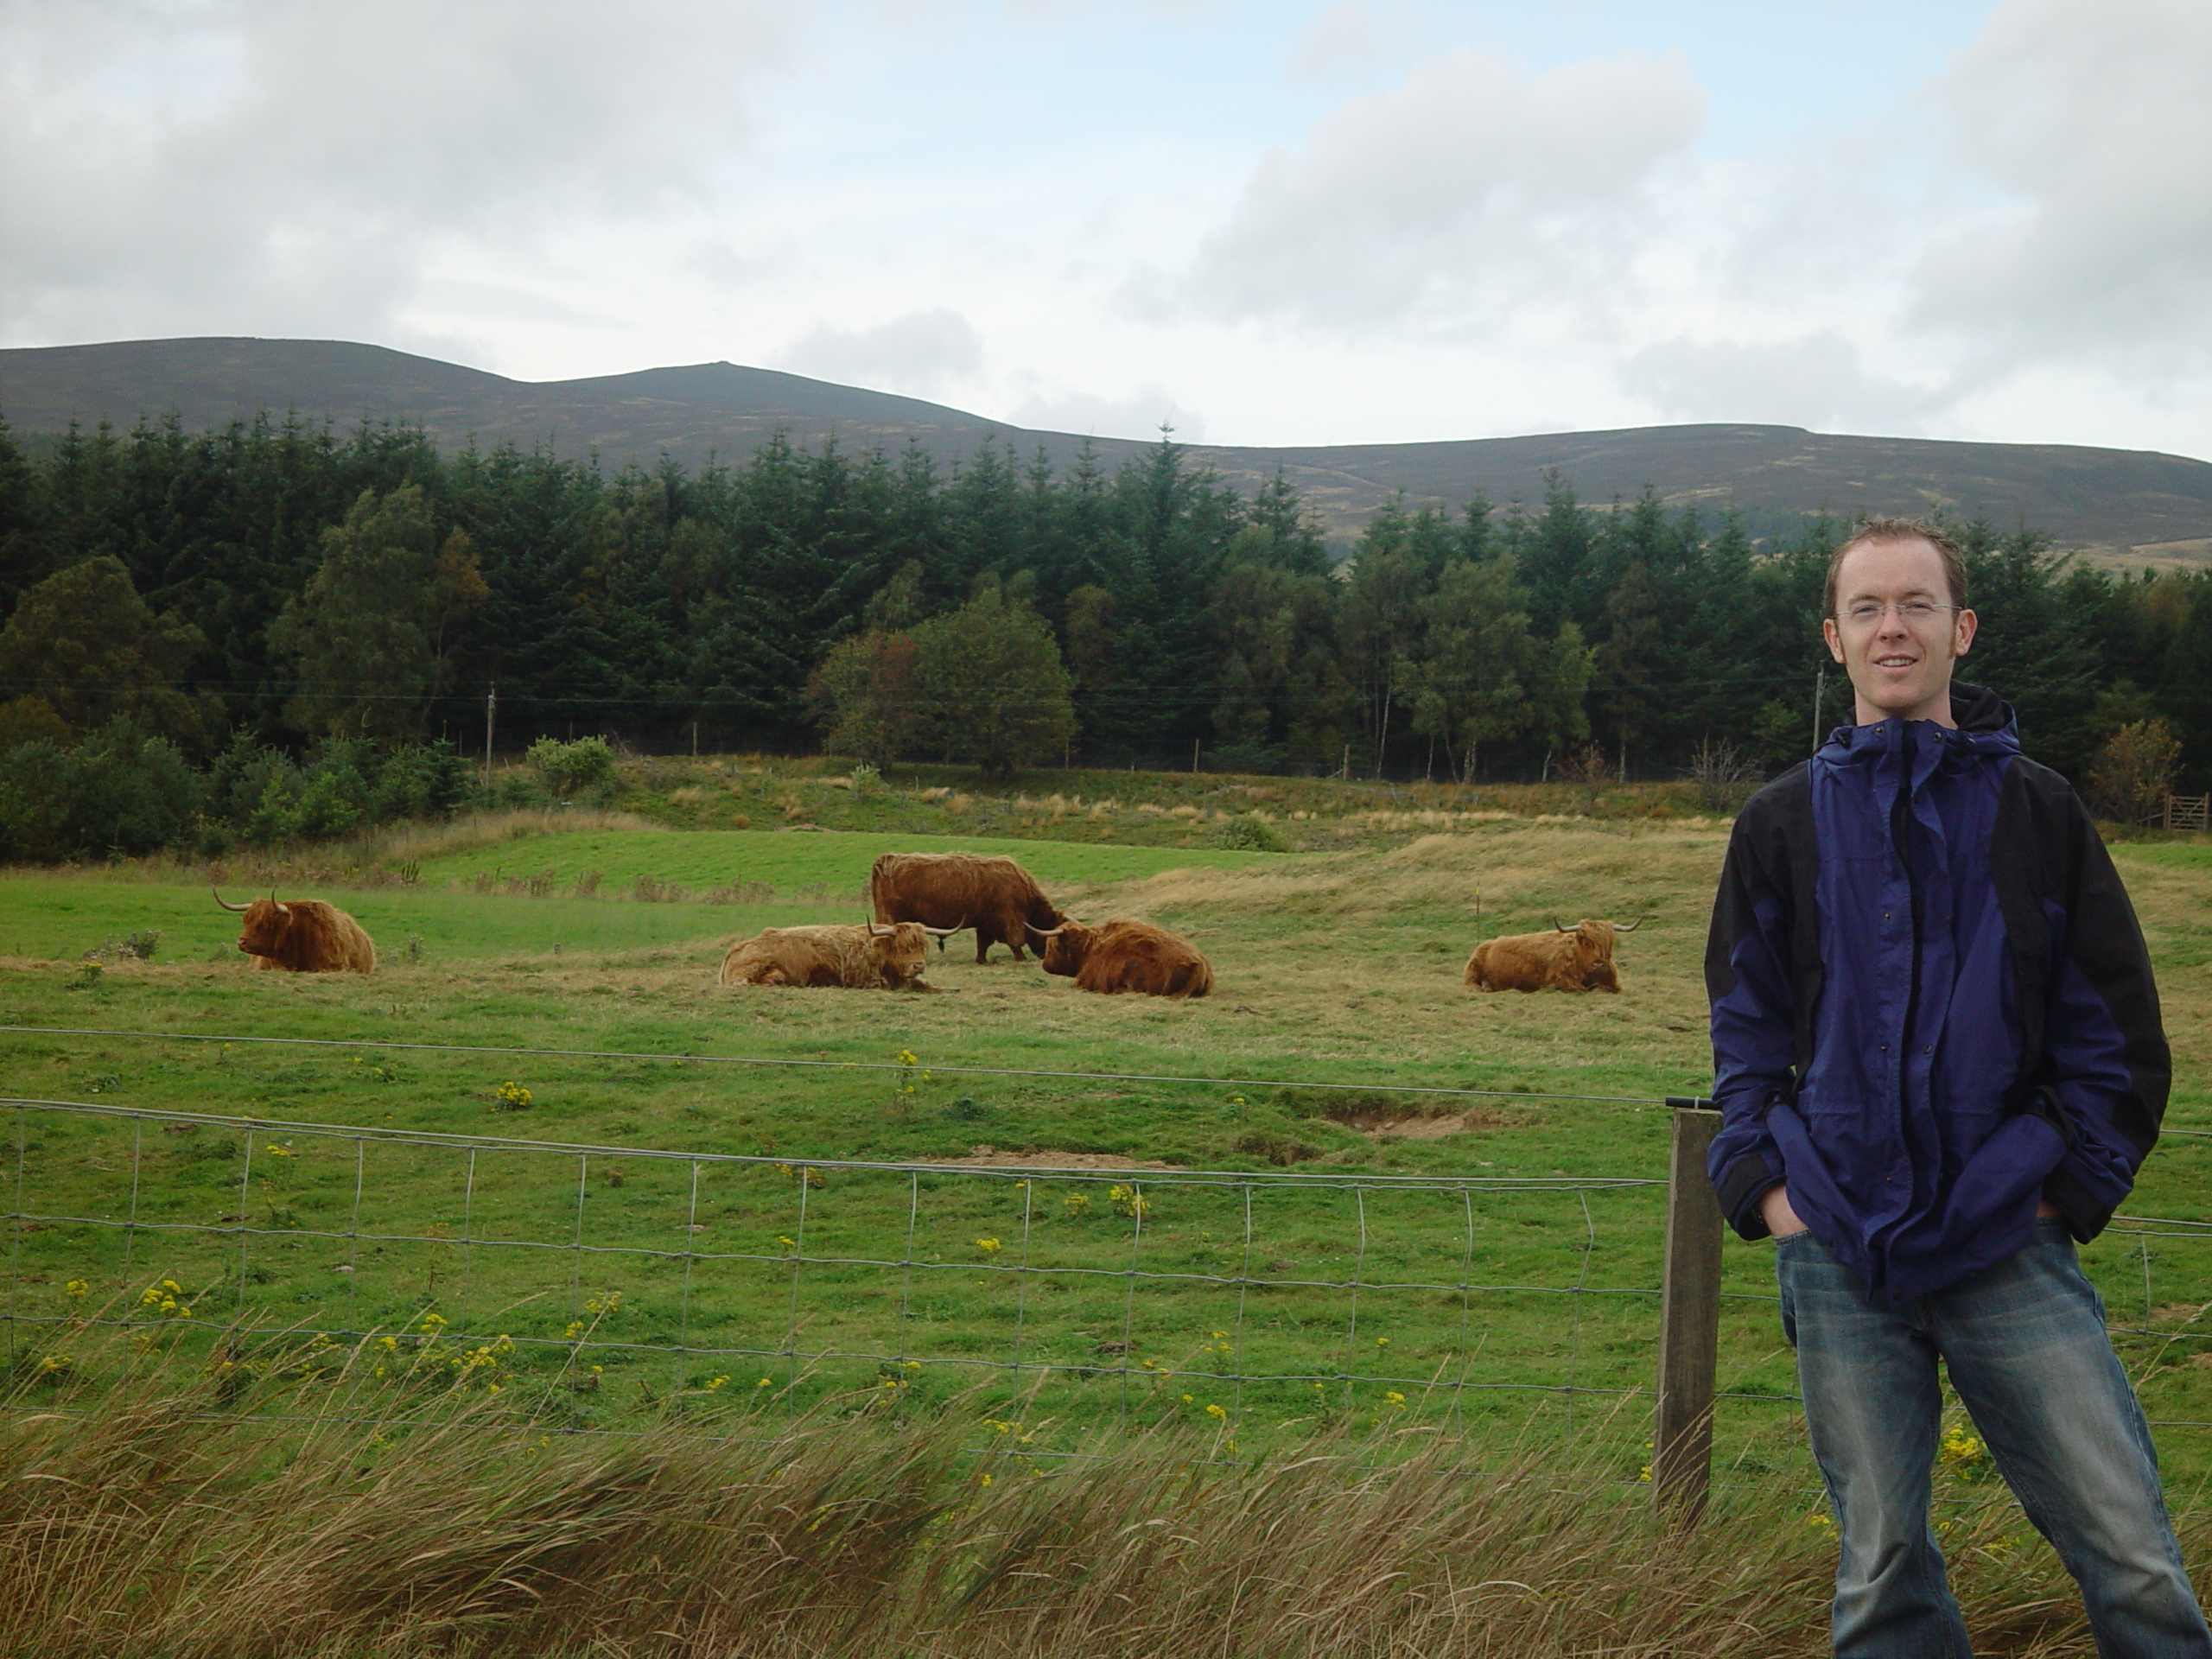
[
  {"xmin": 1025, "ymin": 921, "xmax": 1071, "ymax": 938},
  {"xmin": 865, "ymin": 914, "xmax": 893, "ymax": 938},
  {"xmin": 213, "ymin": 887, "xmax": 250, "ymax": 913},
  {"xmin": 1553, "ymin": 917, "xmax": 1574, "ymax": 933},
  {"xmin": 1615, "ymin": 916, "xmax": 1645, "ymax": 933},
  {"xmin": 920, "ymin": 917, "xmax": 968, "ymax": 938}
]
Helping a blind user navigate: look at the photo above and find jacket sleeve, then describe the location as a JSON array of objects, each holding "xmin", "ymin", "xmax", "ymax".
[
  {"xmin": 1705, "ymin": 793, "xmax": 1802, "ymax": 1240},
  {"xmin": 2035, "ymin": 783, "xmax": 2171, "ymax": 1240}
]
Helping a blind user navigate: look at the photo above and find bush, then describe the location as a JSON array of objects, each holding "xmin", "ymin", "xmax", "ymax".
[
  {"xmin": 291, "ymin": 766, "xmax": 364, "ymax": 840},
  {"xmin": 2088, "ymin": 719, "xmax": 2182, "ymax": 825},
  {"xmin": 527, "ymin": 735, "xmax": 616, "ymax": 798},
  {"xmin": 372, "ymin": 741, "xmax": 472, "ymax": 820},
  {"xmin": 242, "ymin": 773, "xmax": 300, "ymax": 846},
  {"xmin": 0, "ymin": 720, "xmax": 201, "ymax": 861},
  {"xmin": 1686, "ymin": 736, "xmax": 1763, "ymax": 813},
  {"xmin": 493, "ymin": 769, "xmax": 547, "ymax": 809},
  {"xmin": 208, "ymin": 732, "xmax": 302, "ymax": 839},
  {"xmin": 1215, "ymin": 814, "xmax": 1291, "ymax": 852}
]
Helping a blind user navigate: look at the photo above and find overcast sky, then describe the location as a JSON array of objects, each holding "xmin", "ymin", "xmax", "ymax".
[{"xmin": 3, "ymin": 0, "xmax": 2209, "ymax": 458}]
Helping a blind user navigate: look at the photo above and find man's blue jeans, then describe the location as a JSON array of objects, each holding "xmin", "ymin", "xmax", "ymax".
[{"xmin": 1776, "ymin": 1220, "xmax": 2211, "ymax": 1658}]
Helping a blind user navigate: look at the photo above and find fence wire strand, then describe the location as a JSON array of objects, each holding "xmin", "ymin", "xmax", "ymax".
[{"xmin": 9, "ymin": 1093, "xmax": 2211, "ymax": 1473}]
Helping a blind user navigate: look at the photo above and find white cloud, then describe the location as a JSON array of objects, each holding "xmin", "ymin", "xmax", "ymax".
[
  {"xmin": 1602, "ymin": 0, "xmax": 2212, "ymax": 448},
  {"xmin": 1620, "ymin": 332, "xmax": 1945, "ymax": 435},
  {"xmin": 0, "ymin": 0, "xmax": 802, "ymax": 346},
  {"xmin": 775, "ymin": 308, "xmax": 985, "ymax": 397},
  {"xmin": 1181, "ymin": 44, "xmax": 1705, "ymax": 331},
  {"xmin": 1284, "ymin": 2, "xmax": 1426, "ymax": 84},
  {"xmin": 1909, "ymin": 0, "xmax": 2212, "ymax": 378}
]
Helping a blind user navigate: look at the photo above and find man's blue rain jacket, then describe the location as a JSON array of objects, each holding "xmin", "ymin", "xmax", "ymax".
[{"xmin": 1705, "ymin": 684, "xmax": 2171, "ymax": 1304}]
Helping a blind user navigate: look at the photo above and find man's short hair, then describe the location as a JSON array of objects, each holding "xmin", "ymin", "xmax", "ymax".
[{"xmin": 1825, "ymin": 517, "xmax": 1968, "ymax": 617}]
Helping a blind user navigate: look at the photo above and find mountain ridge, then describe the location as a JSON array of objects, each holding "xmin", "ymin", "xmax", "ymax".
[{"xmin": 4, "ymin": 336, "xmax": 2209, "ymax": 568}]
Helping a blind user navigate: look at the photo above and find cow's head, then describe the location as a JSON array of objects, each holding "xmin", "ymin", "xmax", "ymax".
[
  {"xmin": 216, "ymin": 889, "xmax": 290, "ymax": 959},
  {"xmin": 1025, "ymin": 890, "xmax": 1067, "ymax": 937},
  {"xmin": 865, "ymin": 917, "xmax": 959, "ymax": 988},
  {"xmin": 1026, "ymin": 918, "xmax": 1094, "ymax": 978},
  {"xmin": 1552, "ymin": 916, "xmax": 1638, "ymax": 986}
]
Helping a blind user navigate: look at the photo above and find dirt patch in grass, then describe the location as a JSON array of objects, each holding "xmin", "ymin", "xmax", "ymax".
[
  {"xmin": 931, "ymin": 1145, "xmax": 1178, "ymax": 1170},
  {"xmin": 1366, "ymin": 1106, "xmax": 1525, "ymax": 1139},
  {"xmin": 1267, "ymin": 1087, "xmax": 1528, "ymax": 1137}
]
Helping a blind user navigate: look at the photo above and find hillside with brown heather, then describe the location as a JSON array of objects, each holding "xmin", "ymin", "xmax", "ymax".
[{"xmin": 6, "ymin": 335, "xmax": 2212, "ymax": 567}]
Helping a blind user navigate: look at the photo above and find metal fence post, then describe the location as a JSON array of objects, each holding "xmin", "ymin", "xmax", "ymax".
[{"xmin": 1655, "ymin": 1097, "xmax": 1723, "ymax": 1524}]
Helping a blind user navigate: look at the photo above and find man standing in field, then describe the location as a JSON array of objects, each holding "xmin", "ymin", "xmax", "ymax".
[{"xmin": 1704, "ymin": 517, "xmax": 2209, "ymax": 1657}]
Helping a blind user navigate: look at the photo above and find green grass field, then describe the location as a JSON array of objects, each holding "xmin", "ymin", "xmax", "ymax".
[{"xmin": 4, "ymin": 811, "xmax": 2208, "ymax": 1489}]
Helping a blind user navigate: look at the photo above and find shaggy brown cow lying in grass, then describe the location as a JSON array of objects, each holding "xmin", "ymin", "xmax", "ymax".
[
  {"xmin": 1027, "ymin": 917, "xmax": 1213, "ymax": 999},
  {"xmin": 717, "ymin": 919, "xmax": 957, "ymax": 991},
  {"xmin": 214, "ymin": 890, "xmax": 377, "ymax": 973},
  {"xmin": 1463, "ymin": 917, "xmax": 1639, "ymax": 993}
]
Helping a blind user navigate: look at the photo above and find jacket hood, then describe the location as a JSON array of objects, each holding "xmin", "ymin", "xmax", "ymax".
[
  {"xmin": 1948, "ymin": 682, "xmax": 2012, "ymax": 734},
  {"xmin": 1819, "ymin": 682, "xmax": 2019, "ymax": 767}
]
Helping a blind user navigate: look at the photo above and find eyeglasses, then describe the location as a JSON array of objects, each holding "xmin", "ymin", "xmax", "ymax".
[{"xmin": 1835, "ymin": 599, "xmax": 1960, "ymax": 627}]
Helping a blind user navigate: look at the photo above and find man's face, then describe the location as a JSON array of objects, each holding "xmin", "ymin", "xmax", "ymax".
[{"xmin": 1822, "ymin": 535, "xmax": 1977, "ymax": 727}]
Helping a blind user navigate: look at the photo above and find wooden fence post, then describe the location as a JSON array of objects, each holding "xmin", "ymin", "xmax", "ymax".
[{"xmin": 1655, "ymin": 1097, "xmax": 1723, "ymax": 1525}]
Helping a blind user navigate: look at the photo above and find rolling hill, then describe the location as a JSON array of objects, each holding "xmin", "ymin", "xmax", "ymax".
[{"xmin": 5, "ymin": 335, "xmax": 2209, "ymax": 568}]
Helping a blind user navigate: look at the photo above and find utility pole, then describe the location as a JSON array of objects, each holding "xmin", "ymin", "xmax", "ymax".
[
  {"xmin": 1811, "ymin": 665, "xmax": 1826, "ymax": 754},
  {"xmin": 484, "ymin": 683, "xmax": 497, "ymax": 786}
]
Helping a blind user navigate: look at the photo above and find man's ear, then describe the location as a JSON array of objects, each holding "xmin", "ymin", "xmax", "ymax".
[
  {"xmin": 1821, "ymin": 616, "xmax": 1847, "ymax": 664},
  {"xmin": 1952, "ymin": 607, "xmax": 1978, "ymax": 658}
]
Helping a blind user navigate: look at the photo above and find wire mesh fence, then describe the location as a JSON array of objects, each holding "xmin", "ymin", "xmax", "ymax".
[
  {"xmin": 4, "ymin": 1095, "xmax": 1724, "ymax": 1452},
  {"xmin": 9, "ymin": 1092, "xmax": 2210, "ymax": 1484}
]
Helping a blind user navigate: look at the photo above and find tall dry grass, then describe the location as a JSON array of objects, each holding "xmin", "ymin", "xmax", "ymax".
[{"xmin": 0, "ymin": 1329, "xmax": 2104, "ymax": 1658}]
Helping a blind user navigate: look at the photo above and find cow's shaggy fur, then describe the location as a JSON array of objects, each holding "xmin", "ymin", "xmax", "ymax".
[
  {"xmin": 217, "ymin": 893, "xmax": 377, "ymax": 974},
  {"xmin": 1463, "ymin": 918, "xmax": 1628, "ymax": 993},
  {"xmin": 717, "ymin": 922, "xmax": 937, "ymax": 991},
  {"xmin": 1033, "ymin": 918, "xmax": 1213, "ymax": 999},
  {"xmin": 870, "ymin": 852, "xmax": 1064, "ymax": 964}
]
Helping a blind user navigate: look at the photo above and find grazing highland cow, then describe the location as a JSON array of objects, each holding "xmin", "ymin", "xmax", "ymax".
[
  {"xmin": 1463, "ymin": 917, "xmax": 1639, "ymax": 994},
  {"xmin": 716, "ymin": 919, "xmax": 956, "ymax": 991},
  {"xmin": 214, "ymin": 889, "xmax": 378, "ymax": 973},
  {"xmin": 1027, "ymin": 917, "xmax": 1214, "ymax": 999},
  {"xmin": 870, "ymin": 852, "xmax": 1064, "ymax": 964}
]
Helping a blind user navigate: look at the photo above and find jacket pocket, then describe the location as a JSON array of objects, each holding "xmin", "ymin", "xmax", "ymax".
[
  {"xmin": 1765, "ymin": 1104, "xmax": 1853, "ymax": 1242},
  {"xmin": 1931, "ymin": 1111, "xmax": 2065, "ymax": 1261}
]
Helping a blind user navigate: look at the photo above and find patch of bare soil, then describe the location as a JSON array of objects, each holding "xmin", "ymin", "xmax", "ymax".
[
  {"xmin": 931, "ymin": 1145, "xmax": 1177, "ymax": 1170},
  {"xmin": 1296, "ymin": 1090, "xmax": 1528, "ymax": 1137},
  {"xmin": 1364, "ymin": 1106, "xmax": 1523, "ymax": 1140}
]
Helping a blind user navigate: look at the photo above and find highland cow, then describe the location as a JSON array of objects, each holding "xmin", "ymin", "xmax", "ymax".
[
  {"xmin": 1027, "ymin": 917, "xmax": 1213, "ymax": 999},
  {"xmin": 214, "ymin": 890, "xmax": 378, "ymax": 974},
  {"xmin": 1463, "ymin": 917, "xmax": 1639, "ymax": 993},
  {"xmin": 716, "ymin": 919, "xmax": 954, "ymax": 991},
  {"xmin": 870, "ymin": 852, "xmax": 1064, "ymax": 964}
]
